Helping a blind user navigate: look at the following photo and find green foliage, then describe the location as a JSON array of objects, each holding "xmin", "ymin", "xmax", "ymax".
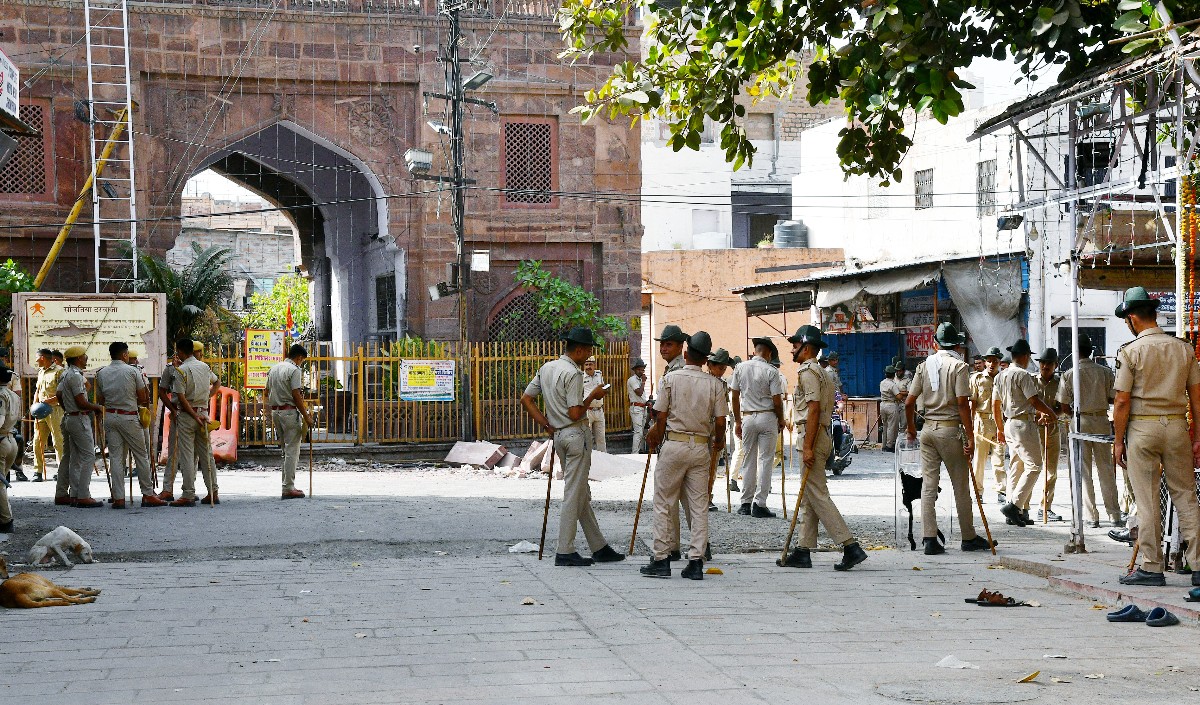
[
  {"xmin": 559, "ymin": 0, "xmax": 1193, "ymax": 183},
  {"xmin": 242, "ymin": 274, "xmax": 311, "ymax": 331},
  {"xmin": 510, "ymin": 260, "xmax": 627, "ymax": 341},
  {"xmin": 0, "ymin": 258, "xmax": 35, "ymax": 338},
  {"xmin": 135, "ymin": 243, "xmax": 235, "ymax": 341}
]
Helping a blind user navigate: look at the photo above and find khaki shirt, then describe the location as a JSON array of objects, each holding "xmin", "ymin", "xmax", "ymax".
[
  {"xmin": 969, "ymin": 371, "xmax": 997, "ymax": 422},
  {"xmin": 36, "ymin": 362, "xmax": 63, "ymax": 404},
  {"xmin": 653, "ymin": 365, "xmax": 728, "ymax": 437},
  {"xmin": 582, "ymin": 370, "xmax": 605, "ymax": 410},
  {"xmin": 992, "ymin": 365, "xmax": 1040, "ymax": 418},
  {"xmin": 794, "ymin": 359, "xmax": 834, "ymax": 428},
  {"xmin": 1114, "ymin": 326, "xmax": 1200, "ymax": 415},
  {"xmin": 173, "ymin": 356, "xmax": 218, "ymax": 407},
  {"xmin": 1036, "ymin": 374, "xmax": 1061, "ymax": 423},
  {"xmin": 627, "ymin": 374, "xmax": 646, "ymax": 405},
  {"xmin": 95, "ymin": 360, "xmax": 145, "ymax": 412},
  {"xmin": 1058, "ymin": 359, "xmax": 1115, "ymax": 414},
  {"xmin": 161, "ymin": 363, "xmax": 178, "ymax": 399},
  {"xmin": 266, "ymin": 359, "xmax": 304, "ymax": 408},
  {"xmin": 908, "ymin": 350, "xmax": 970, "ymax": 421},
  {"xmin": 730, "ymin": 356, "xmax": 784, "ymax": 413},
  {"xmin": 657, "ymin": 353, "xmax": 684, "ymax": 392},
  {"xmin": 880, "ymin": 377, "xmax": 899, "ymax": 404},
  {"xmin": 524, "ymin": 355, "xmax": 585, "ymax": 430},
  {"xmin": 59, "ymin": 365, "xmax": 88, "ymax": 414},
  {"xmin": 0, "ymin": 386, "xmax": 20, "ymax": 435}
]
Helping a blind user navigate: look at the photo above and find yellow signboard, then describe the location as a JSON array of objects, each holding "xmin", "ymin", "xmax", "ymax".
[
  {"xmin": 245, "ymin": 329, "xmax": 286, "ymax": 389},
  {"xmin": 12, "ymin": 293, "xmax": 167, "ymax": 377},
  {"xmin": 399, "ymin": 360, "xmax": 455, "ymax": 401}
]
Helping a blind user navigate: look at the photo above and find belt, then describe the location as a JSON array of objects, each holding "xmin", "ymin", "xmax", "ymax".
[
  {"xmin": 925, "ymin": 419, "xmax": 961, "ymax": 429},
  {"xmin": 271, "ymin": 405, "xmax": 297, "ymax": 411},
  {"xmin": 104, "ymin": 408, "xmax": 137, "ymax": 415},
  {"xmin": 1007, "ymin": 413, "xmax": 1033, "ymax": 421},
  {"xmin": 742, "ymin": 409, "xmax": 774, "ymax": 416},
  {"xmin": 666, "ymin": 431, "xmax": 709, "ymax": 445},
  {"xmin": 1081, "ymin": 410, "xmax": 1109, "ymax": 417},
  {"xmin": 65, "ymin": 411, "xmax": 91, "ymax": 416},
  {"xmin": 631, "ymin": 402, "xmax": 651, "ymax": 407},
  {"xmin": 1130, "ymin": 413, "xmax": 1187, "ymax": 421}
]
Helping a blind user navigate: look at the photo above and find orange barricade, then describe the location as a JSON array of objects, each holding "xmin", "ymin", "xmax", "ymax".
[{"xmin": 158, "ymin": 387, "xmax": 240, "ymax": 464}]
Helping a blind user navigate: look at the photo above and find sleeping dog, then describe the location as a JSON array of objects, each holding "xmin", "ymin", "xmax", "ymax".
[{"xmin": 28, "ymin": 526, "xmax": 94, "ymax": 567}]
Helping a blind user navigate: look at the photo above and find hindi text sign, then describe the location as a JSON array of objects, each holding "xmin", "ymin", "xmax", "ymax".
[
  {"xmin": 245, "ymin": 329, "xmax": 286, "ymax": 389},
  {"xmin": 13, "ymin": 293, "xmax": 168, "ymax": 377},
  {"xmin": 399, "ymin": 360, "xmax": 455, "ymax": 402}
]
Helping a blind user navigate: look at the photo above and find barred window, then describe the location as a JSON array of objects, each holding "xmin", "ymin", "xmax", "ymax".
[
  {"xmin": 375, "ymin": 273, "xmax": 397, "ymax": 331},
  {"xmin": 976, "ymin": 159, "xmax": 997, "ymax": 217},
  {"xmin": 501, "ymin": 118, "xmax": 556, "ymax": 207},
  {"xmin": 0, "ymin": 104, "xmax": 50, "ymax": 197},
  {"xmin": 914, "ymin": 168, "xmax": 934, "ymax": 210},
  {"xmin": 488, "ymin": 291, "xmax": 556, "ymax": 341}
]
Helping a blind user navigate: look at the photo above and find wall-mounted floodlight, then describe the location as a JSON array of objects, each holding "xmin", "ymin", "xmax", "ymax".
[
  {"xmin": 996, "ymin": 214, "xmax": 1024, "ymax": 231},
  {"xmin": 404, "ymin": 148, "xmax": 433, "ymax": 174},
  {"xmin": 428, "ymin": 281, "xmax": 459, "ymax": 301},
  {"xmin": 463, "ymin": 70, "xmax": 493, "ymax": 91},
  {"xmin": 427, "ymin": 120, "xmax": 451, "ymax": 135}
]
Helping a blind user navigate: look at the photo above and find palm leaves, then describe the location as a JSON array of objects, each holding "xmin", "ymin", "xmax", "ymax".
[{"xmin": 135, "ymin": 243, "xmax": 234, "ymax": 341}]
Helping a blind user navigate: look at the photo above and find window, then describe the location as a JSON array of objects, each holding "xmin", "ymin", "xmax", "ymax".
[
  {"xmin": 914, "ymin": 168, "xmax": 934, "ymax": 210},
  {"xmin": 375, "ymin": 273, "xmax": 397, "ymax": 331},
  {"xmin": 1074, "ymin": 142, "xmax": 1111, "ymax": 188},
  {"xmin": 488, "ymin": 291, "xmax": 556, "ymax": 341},
  {"xmin": 976, "ymin": 159, "xmax": 997, "ymax": 217},
  {"xmin": 0, "ymin": 103, "xmax": 51, "ymax": 199},
  {"xmin": 501, "ymin": 118, "xmax": 556, "ymax": 207}
]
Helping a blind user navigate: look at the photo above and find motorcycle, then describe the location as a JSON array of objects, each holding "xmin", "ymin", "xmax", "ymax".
[{"xmin": 826, "ymin": 394, "xmax": 856, "ymax": 476}]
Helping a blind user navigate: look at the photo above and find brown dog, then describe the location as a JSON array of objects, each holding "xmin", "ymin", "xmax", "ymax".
[{"xmin": 0, "ymin": 555, "xmax": 101, "ymax": 609}]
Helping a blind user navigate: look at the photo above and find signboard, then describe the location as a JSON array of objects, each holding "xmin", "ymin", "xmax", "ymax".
[
  {"xmin": 904, "ymin": 325, "xmax": 937, "ymax": 359},
  {"xmin": 12, "ymin": 293, "xmax": 168, "ymax": 377},
  {"xmin": 244, "ymin": 329, "xmax": 286, "ymax": 389},
  {"xmin": 822, "ymin": 307, "xmax": 854, "ymax": 334},
  {"xmin": 399, "ymin": 359, "xmax": 456, "ymax": 402},
  {"xmin": 0, "ymin": 48, "xmax": 17, "ymax": 120}
]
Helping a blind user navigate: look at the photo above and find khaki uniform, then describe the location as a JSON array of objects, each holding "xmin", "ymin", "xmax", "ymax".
[
  {"xmin": 1058, "ymin": 360, "xmax": 1119, "ymax": 523},
  {"xmin": 267, "ymin": 359, "xmax": 306, "ymax": 493},
  {"xmin": 627, "ymin": 374, "xmax": 648, "ymax": 454},
  {"xmin": 908, "ymin": 351, "xmax": 979, "ymax": 541},
  {"xmin": 582, "ymin": 370, "xmax": 607, "ymax": 452},
  {"xmin": 658, "ymin": 354, "xmax": 694, "ymax": 549},
  {"xmin": 897, "ymin": 375, "xmax": 911, "ymax": 433},
  {"xmin": 1114, "ymin": 327, "xmax": 1200, "ymax": 574},
  {"xmin": 651, "ymin": 365, "xmax": 728, "ymax": 560},
  {"xmin": 95, "ymin": 360, "xmax": 154, "ymax": 500},
  {"xmin": 969, "ymin": 371, "xmax": 1005, "ymax": 493},
  {"xmin": 159, "ymin": 363, "xmax": 179, "ymax": 491},
  {"xmin": 33, "ymin": 362, "xmax": 65, "ymax": 477},
  {"xmin": 731, "ymin": 356, "xmax": 784, "ymax": 508},
  {"xmin": 57, "ymin": 365, "xmax": 96, "ymax": 499},
  {"xmin": 1035, "ymin": 373, "xmax": 1063, "ymax": 510},
  {"xmin": 794, "ymin": 359, "xmax": 854, "ymax": 549},
  {"xmin": 992, "ymin": 365, "xmax": 1043, "ymax": 509},
  {"xmin": 0, "ymin": 386, "xmax": 20, "ymax": 525},
  {"xmin": 172, "ymin": 356, "xmax": 219, "ymax": 500},
  {"xmin": 525, "ymin": 355, "xmax": 608, "ymax": 554},
  {"xmin": 879, "ymin": 377, "xmax": 901, "ymax": 449}
]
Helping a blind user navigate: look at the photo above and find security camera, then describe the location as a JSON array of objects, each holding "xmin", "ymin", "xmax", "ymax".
[{"xmin": 413, "ymin": 44, "xmax": 421, "ymax": 54}]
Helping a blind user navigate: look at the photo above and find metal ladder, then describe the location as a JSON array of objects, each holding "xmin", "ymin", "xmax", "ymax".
[{"xmin": 83, "ymin": 0, "xmax": 138, "ymax": 293}]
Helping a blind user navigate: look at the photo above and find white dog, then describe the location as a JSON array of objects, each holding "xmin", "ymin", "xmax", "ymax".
[{"xmin": 28, "ymin": 527, "xmax": 94, "ymax": 567}]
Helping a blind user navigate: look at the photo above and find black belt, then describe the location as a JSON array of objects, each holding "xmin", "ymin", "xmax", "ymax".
[
  {"xmin": 105, "ymin": 408, "xmax": 137, "ymax": 415},
  {"xmin": 271, "ymin": 405, "xmax": 297, "ymax": 411}
]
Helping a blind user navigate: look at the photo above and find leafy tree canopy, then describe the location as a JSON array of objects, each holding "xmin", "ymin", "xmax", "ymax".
[
  {"xmin": 135, "ymin": 243, "xmax": 235, "ymax": 342},
  {"xmin": 513, "ymin": 260, "xmax": 627, "ymax": 340},
  {"xmin": 560, "ymin": 0, "xmax": 1193, "ymax": 183},
  {"xmin": 242, "ymin": 274, "xmax": 311, "ymax": 332}
]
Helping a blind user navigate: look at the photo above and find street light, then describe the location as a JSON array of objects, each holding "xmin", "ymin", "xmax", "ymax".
[
  {"xmin": 427, "ymin": 120, "xmax": 451, "ymax": 135},
  {"xmin": 463, "ymin": 70, "xmax": 493, "ymax": 91}
]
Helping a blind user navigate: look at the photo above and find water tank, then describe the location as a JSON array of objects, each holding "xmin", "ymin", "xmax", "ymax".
[{"xmin": 773, "ymin": 220, "xmax": 809, "ymax": 248}]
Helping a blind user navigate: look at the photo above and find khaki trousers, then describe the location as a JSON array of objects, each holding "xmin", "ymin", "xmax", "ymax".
[
  {"xmin": 104, "ymin": 413, "xmax": 154, "ymax": 500},
  {"xmin": 972, "ymin": 417, "xmax": 1005, "ymax": 494},
  {"xmin": 0, "ymin": 435, "xmax": 16, "ymax": 523},
  {"xmin": 880, "ymin": 402, "xmax": 900, "ymax": 449},
  {"xmin": 1078, "ymin": 414, "xmax": 1120, "ymax": 523},
  {"xmin": 586, "ymin": 409, "xmax": 606, "ymax": 453},
  {"xmin": 919, "ymin": 422, "xmax": 978, "ymax": 540},
  {"xmin": 667, "ymin": 496, "xmax": 694, "ymax": 552},
  {"xmin": 1004, "ymin": 417, "xmax": 1043, "ymax": 509},
  {"xmin": 1126, "ymin": 417, "xmax": 1200, "ymax": 574},
  {"xmin": 175, "ymin": 413, "xmax": 216, "ymax": 500},
  {"xmin": 653, "ymin": 439, "xmax": 711, "ymax": 560},
  {"xmin": 34, "ymin": 404, "xmax": 64, "ymax": 476},
  {"xmin": 272, "ymin": 409, "xmax": 305, "ymax": 492},
  {"xmin": 630, "ymin": 406, "xmax": 646, "ymax": 454},
  {"xmin": 796, "ymin": 425, "xmax": 853, "ymax": 549},
  {"xmin": 60, "ymin": 415, "xmax": 95, "ymax": 499},
  {"xmin": 1039, "ymin": 423, "xmax": 1061, "ymax": 510},
  {"xmin": 738, "ymin": 412, "xmax": 778, "ymax": 508},
  {"xmin": 554, "ymin": 425, "xmax": 606, "ymax": 554}
]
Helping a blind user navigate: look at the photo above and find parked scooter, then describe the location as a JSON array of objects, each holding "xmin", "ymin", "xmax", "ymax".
[{"xmin": 827, "ymin": 395, "xmax": 856, "ymax": 476}]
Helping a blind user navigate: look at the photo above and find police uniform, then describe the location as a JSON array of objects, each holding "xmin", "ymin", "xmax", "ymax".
[
  {"xmin": 1033, "ymin": 353, "xmax": 1063, "ymax": 516},
  {"xmin": 907, "ymin": 326, "xmax": 987, "ymax": 550},
  {"xmin": 992, "ymin": 346, "xmax": 1044, "ymax": 518},
  {"xmin": 879, "ymin": 367, "xmax": 901, "ymax": 451},
  {"xmin": 1057, "ymin": 348, "xmax": 1119, "ymax": 525},
  {"xmin": 0, "ymin": 366, "xmax": 20, "ymax": 529},
  {"xmin": 172, "ymin": 353, "xmax": 219, "ymax": 503},
  {"xmin": 731, "ymin": 342, "xmax": 784, "ymax": 512},
  {"xmin": 34, "ymin": 360, "xmax": 66, "ymax": 480},
  {"xmin": 267, "ymin": 357, "xmax": 307, "ymax": 496},
  {"xmin": 158, "ymin": 359, "xmax": 181, "ymax": 497},
  {"xmin": 969, "ymin": 356, "xmax": 1005, "ymax": 496},
  {"xmin": 627, "ymin": 360, "xmax": 649, "ymax": 455},
  {"xmin": 95, "ymin": 358, "xmax": 155, "ymax": 502},
  {"xmin": 582, "ymin": 362, "xmax": 607, "ymax": 452},
  {"xmin": 659, "ymin": 345, "xmax": 693, "ymax": 548},
  {"xmin": 57, "ymin": 352, "xmax": 98, "ymax": 503}
]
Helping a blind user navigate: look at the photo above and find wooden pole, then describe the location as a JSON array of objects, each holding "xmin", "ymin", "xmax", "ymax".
[
  {"xmin": 1126, "ymin": 541, "xmax": 1140, "ymax": 574},
  {"xmin": 308, "ymin": 425, "xmax": 314, "ymax": 498},
  {"xmin": 968, "ymin": 441, "xmax": 998, "ymax": 555},
  {"xmin": 629, "ymin": 449, "xmax": 654, "ymax": 555},
  {"xmin": 779, "ymin": 448, "xmax": 817, "ymax": 564},
  {"xmin": 725, "ymin": 441, "xmax": 732, "ymax": 513},
  {"xmin": 538, "ymin": 439, "xmax": 555, "ymax": 560},
  {"xmin": 779, "ymin": 426, "xmax": 788, "ymax": 520},
  {"xmin": 1042, "ymin": 425, "xmax": 1050, "ymax": 524}
]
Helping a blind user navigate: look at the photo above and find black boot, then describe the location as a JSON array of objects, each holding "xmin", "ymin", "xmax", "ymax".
[
  {"xmin": 592, "ymin": 545, "xmax": 625, "ymax": 563},
  {"xmin": 704, "ymin": 543, "xmax": 713, "ymax": 561},
  {"xmin": 667, "ymin": 550, "xmax": 682, "ymax": 562},
  {"xmin": 961, "ymin": 535, "xmax": 997, "ymax": 552},
  {"xmin": 32, "ymin": 473, "xmax": 44, "ymax": 482},
  {"xmin": 0, "ymin": 519, "xmax": 12, "ymax": 533},
  {"xmin": 640, "ymin": 558, "xmax": 671, "ymax": 578},
  {"xmin": 736, "ymin": 503, "xmax": 751, "ymax": 515},
  {"xmin": 776, "ymin": 548, "xmax": 812, "ymax": 568},
  {"xmin": 554, "ymin": 552, "xmax": 595, "ymax": 567},
  {"xmin": 923, "ymin": 537, "xmax": 945, "ymax": 555},
  {"xmin": 751, "ymin": 503, "xmax": 777, "ymax": 519},
  {"xmin": 14, "ymin": 469, "xmax": 29, "ymax": 482},
  {"xmin": 1021, "ymin": 508, "xmax": 1032, "ymax": 525},
  {"xmin": 1000, "ymin": 502, "xmax": 1027, "ymax": 527},
  {"xmin": 834, "ymin": 542, "xmax": 868, "ymax": 571},
  {"xmin": 729, "ymin": 480, "xmax": 740, "ymax": 492},
  {"xmin": 1119, "ymin": 568, "xmax": 1166, "ymax": 586},
  {"xmin": 680, "ymin": 559, "xmax": 704, "ymax": 580}
]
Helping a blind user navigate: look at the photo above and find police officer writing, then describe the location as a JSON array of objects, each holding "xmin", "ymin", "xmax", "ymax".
[
  {"xmin": 1111, "ymin": 287, "xmax": 1200, "ymax": 588},
  {"xmin": 267, "ymin": 344, "xmax": 316, "ymax": 500}
]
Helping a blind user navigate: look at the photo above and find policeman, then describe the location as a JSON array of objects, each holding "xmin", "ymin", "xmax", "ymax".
[
  {"xmin": 190, "ymin": 341, "xmax": 221, "ymax": 504},
  {"xmin": 970, "ymin": 347, "xmax": 1006, "ymax": 503},
  {"xmin": 655, "ymin": 325, "xmax": 694, "ymax": 549},
  {"xmin": 95, "ymin": 342, "xmax": 165, "ymax": 508},
  {"xmin": 0, "ymin": 362, "xmax": 19, "ymax": 531},
  {"xmin": 826, "ymin": 351, "xmax": 844, "ymax": 394},
  {"xmin": 267, "ymin": 344, "xmax": 315, "ymax": 500},
  {"xmin": 1057, "ymin": 334, "xmax": 1121, "ymax": 528},
  {"xmin": 880, "ymin": 365, "xmax": 900, "ymax": 452},
  {"xmin": 731, "ymin": 337, "xmax": 784, "ymax": 517},
  {"xmin": 640, "ymin": 332, "xmax": 727, "ymax": 580},
  {"xmin": 55, "ymin": 346, "xmax": 104, "ymax": 508},
  {"xmin": 520, "ymin": 327, "xmax": 625, "ymax": 566},
  {"xmin": 893, "ymin": 356, "xmax": 911, "ymax": 434},
  {"xmin": 157, "ymin": 351, "xmax": 182, "ymax": 501},
  {"xmin": 169, "ymin": 338, "xmax": 220, "ymax": 507},
  {"xmin": 32, "ymin": 347, "xmax": 65, "ymax": 483},
  {"xmin": 1111, "ymin": 287, "xmax": 1200, "ymax": 587},
  {"xmin": 905, "ymin": 323, "xmax": 994, "ymax": 554},
  {"xmin": 1033, "ymin": 348, "xmax": 1064, "ymax": 522},
  {"xmin": 778, "ymin": 325, "xmax": 868, "ymax": 571},
  {"xmin": 582, "ymin": 356, "xmax": 607, "ymax": 452},
  {"xmin": 992, "ymin": 339, "xmax": 1056, "ymax": 527},
  {"xmin": 628, "ymin": 359, "xmax": 649, "ymax": 454}
]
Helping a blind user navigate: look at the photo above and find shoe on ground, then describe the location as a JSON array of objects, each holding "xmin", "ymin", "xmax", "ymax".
[
  {"xmin": 0, "ymin": 520, "xmax": 12, "ymax": 533},
  {"xmin": 961, "ymin": 535, "xmax": 997, "ymax": 552},
  {"xmin": 705, "ymin": 543, "xmax": 713, "ymax": 561},
  {"xmin": 729, "ymin": 480, "xmax": 740, "ymax": 492},
  {"xmin": 640, "ymin": 558, "xmax": 671, "ymax": 578},
  {"xmin": 1146, "ymin": 606, "xmax": 1180, "ymax": 627},
  {"xmin": 281, "ymin": 489, "xmax": 305, "ymax": 500},
  {"xmin": 834, "ymin": 541, "xmax": 868, "ymax": 571},
  {"xmin": 74, "ymin": 498, "xmax": 103, "ymax": 508},
  {"xmin": 708, "ymin": 502, "xmax": 718, "ymax": 512},
  {"xmin": 996, "ymin": 492, "xmax": 1007, "ymax": 506},
  {"xmin": 1089, "ymin": 519, "xmax": 1101, "ymax": 529},
  {"xmin": 1000, "ymin": 502, "xmax": 1027, "ymax": 527},
  {"xmin": 882, "ymin": 446, "xmax": 894, "ymax": 453},
  {"xmin": 1106, "ymin": 604, "xmax": 1148, "ymax": 622},
  {"xmin": 1038, "ymin": 509, "xmax": 1063, "ymax": 522},
  {"xmin": 1120, "ymin": 568, "xmax": 1166, "ymax": 587},
  {"xmin": 592, "ymin": 545, "xmax": 625, "ymax": 563},
  {"xmin": 736, "ymin": 503, "xmax": 751, "ymax": 516},
  {"xmin": 554, "ymin": 552, "xmax": 594, "ymax": 567},
  {"xmin": 667, "ymin": 550, "xmax": 682, "ymax": 562},
  {"xmin": 923, "ymin": 537, "xmax": 945, "ymax": 555},
  {"xmin": 140, "ymin": 494, "xmax": 168, "ymax": 507},
  {"xmin": 156, "ymin": 490, "xmax": 174, "ymax": 501},
  {"xmin": 201, "ymin": 493, "xmax": 221, "ymax": 504},
  {"xmin": 1188, "ymin": 587, "xmax": 1200, "ymax": 602},
  {"xmin": 14, "ymin": 469, "xmax": 28, "ymax": 482},
  {"xmin": 751, "ymin": 503, "xmax": 776, "ymax": 519},
  {"xmin": 54, "ymin": 495, "xmax": 73, "ymax": 506},
  {"xmin": 170, "ymin": 497, "xmax": 197, "ymax": 507},
  {"xmin": 110, "ymin": 499, "xmax": 126, "ymax": 509},
  {"xmin": 680, "ymin": 559, "xmax": 704, "ymax": 580},
  {"xmin": 1108, "ymin": 528, "xmax": 1136, "ymax": 545},
  {"xmin": 32, "ymin": 474, "xmax": 44, "ymax": 482},
  {"xmin": 777, "ymin": 548, "xmax": 812, "ymax": 569},
  {"xmin": 1021, "ymin": 508, "xmax": 1033, "ymax": 525}
]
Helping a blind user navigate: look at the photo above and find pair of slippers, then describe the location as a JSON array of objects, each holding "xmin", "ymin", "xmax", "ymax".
[
  {"xmin": 1107, "ymin": 604, "xmax": 1180, "ymax": 626},
  {"xmin": 964, "ymin": 589, "xmax": 1029, "ymax": 607}
]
